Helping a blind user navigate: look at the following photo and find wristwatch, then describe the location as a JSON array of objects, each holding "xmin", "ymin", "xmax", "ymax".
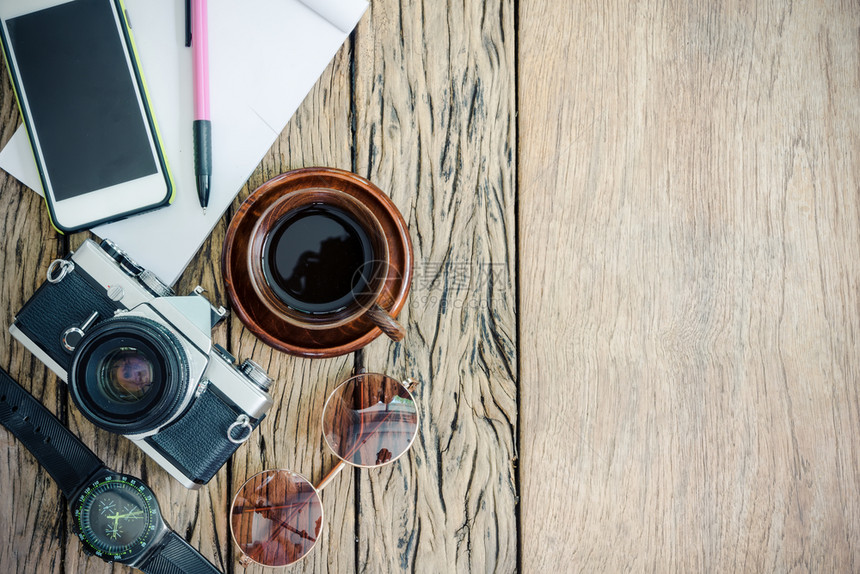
[{"xmin": 0, "ymin": 367, "xmax": 221, "ymax": 574}]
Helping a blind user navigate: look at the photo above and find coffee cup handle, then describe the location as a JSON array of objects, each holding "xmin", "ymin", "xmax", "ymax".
[{"xmin": 365, "ymin": 304, "xmax": 406, "ymax": 342}]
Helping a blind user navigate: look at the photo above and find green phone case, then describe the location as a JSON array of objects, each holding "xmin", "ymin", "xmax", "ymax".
[{"xmin": 0, "ymin": 0, "xmax": 175, "ymax": 234}]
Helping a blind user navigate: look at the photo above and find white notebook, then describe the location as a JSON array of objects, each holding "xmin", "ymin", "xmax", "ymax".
[{"xmin": 0, "ymin": 0, "xmax": 367, "ymax": 284}]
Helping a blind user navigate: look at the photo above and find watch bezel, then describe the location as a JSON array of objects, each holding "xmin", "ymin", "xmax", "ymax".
[{"xmin": 70, "ymin": 470, "xmax": 166, "ymax": 564}]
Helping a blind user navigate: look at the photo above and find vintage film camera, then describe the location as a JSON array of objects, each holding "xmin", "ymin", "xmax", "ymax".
[{"xmin": 10, "ymin": 239, "xmax": 273, "ymax": 488}]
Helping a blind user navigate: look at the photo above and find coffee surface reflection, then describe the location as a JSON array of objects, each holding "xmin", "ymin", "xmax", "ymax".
[{"xmin": 262, "ymin": 204, "xmax": 373, "ymax": 314}]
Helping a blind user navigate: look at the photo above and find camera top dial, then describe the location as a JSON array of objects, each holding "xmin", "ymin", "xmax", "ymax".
[{"xmin": 99, "ymin": 239, "xmax": 174, "ymax": 298}]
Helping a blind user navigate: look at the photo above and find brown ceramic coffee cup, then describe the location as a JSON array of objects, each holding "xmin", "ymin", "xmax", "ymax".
[{"xmin": 247, "ymin": 188, "xmax": 405, "ymax": 342}]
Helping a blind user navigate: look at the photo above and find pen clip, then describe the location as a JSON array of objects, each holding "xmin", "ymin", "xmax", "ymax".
[{"xmin": 185, "ymin": 0, "xmax": 192, "ymax": 47}]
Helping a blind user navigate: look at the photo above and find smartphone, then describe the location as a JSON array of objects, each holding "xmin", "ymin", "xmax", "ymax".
[{"xmin": 0, "ymin": 0, "xmax": 173, "ymax": 233}]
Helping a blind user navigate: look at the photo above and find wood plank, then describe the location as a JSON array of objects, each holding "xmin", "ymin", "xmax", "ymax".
[
  {"xmin": 0, "ymin": 66, "xmax": 67, "ymax": 574},
  {"xmin": 60, "ymin": 168, "xmax": 232, "ymax": 571},
  {"xmin": 0, "ymin": 27, "xmax": 359, "ymax": 574},
  {"xmin": 227, "ymin": 43, "xmax": 359, "ymax": 574},
  {"xmin": 353, "ymin": 0, "xmax": 518, "ymax": 571},
  {"xmin": 519, "ymin": 1, "xmax": 860, "ymax": 570},
  {"xmin": 62, "ymin": 226, "xmax": 232, "ymax": 574}
]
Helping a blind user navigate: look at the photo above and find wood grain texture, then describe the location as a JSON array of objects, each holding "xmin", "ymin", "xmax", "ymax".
[
  {"xmin": 9, "ymin": 1, "xmax": 860, "ymax": 573},
  {"xmin": 520, "ymin": 1, "xmax": 860, "ymax": 571},
  {"xmin": 0, "ymin": 30, "xmax": 361, "ymax": 574},
  {"xmin": 0, "ymin": 65, "xmax": 66, "ymax": 573},
  {"xmin": 227, "ymin": 43, "xmax": 359, "ymax": 574},
  {"xmin": 354, "ymin": 0, "xmax": 518, "ymax": 572},
  {"xmin": 62, "ymin": 224, "xmax": 231, "ymax": 574}
]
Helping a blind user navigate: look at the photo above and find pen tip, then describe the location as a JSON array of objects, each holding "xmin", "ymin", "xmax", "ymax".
[{"xmin": 203, "ymin": 208, "xmax": 207, "ymax": 215}]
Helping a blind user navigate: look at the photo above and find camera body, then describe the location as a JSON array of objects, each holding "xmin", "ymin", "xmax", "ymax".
[{"xmin": 10, "ymin": 239, "xmax": 273, "ymax": 489}]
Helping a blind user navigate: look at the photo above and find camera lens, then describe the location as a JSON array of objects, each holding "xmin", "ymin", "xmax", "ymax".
[
  {"xmin": 96, "ymin": 347, "xmax": 155, "ymax": 403},
  {"xmin": 69, "ymin": 316, "xmax": 190, "ymax": 435}
]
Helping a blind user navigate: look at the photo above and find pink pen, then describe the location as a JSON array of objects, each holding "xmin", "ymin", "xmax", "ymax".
[{"xmin": 188, "ymin": 0, "xmax": 211, "ymax": 213}]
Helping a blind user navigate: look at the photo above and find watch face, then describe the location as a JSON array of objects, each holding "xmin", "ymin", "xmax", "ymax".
[{"xmin": 73, "ymin": 474, "xmax": 161, "ymax": 562}]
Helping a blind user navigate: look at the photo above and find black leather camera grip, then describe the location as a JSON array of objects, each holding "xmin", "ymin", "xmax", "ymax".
[
  {"xmin": 144, "ymin": 387, "xmax": 263, "ymax": 485},
  {"xmin": 138, "ymin": 530, "xmax": 222, "ymax": 574},
  {"xmin": 14, "ymin": 263, "xmax": 123, "ymax": 373},
  {"xmin": 0, "ymin": 366, "xmax": 105, "ymax": 499}
]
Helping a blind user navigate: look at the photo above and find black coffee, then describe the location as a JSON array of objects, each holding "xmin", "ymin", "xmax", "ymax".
[{"xmin": 262, "ymin": 204, "xmax": 374, "ymax": 314}]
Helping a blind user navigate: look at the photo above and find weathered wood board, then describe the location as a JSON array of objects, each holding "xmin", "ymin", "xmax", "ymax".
[
  {"xmin": 226, "ymin": 39, "xmax": 359, "ymax": 574},
  {"xmin": 0, "ymin": 70, "xmax": 66, "ymax": 570},
  {"xmin": 353, "ymin": 0, "xmax": 518, "ymax": 572},
  {"xmin": 520, "ymin": 1, "xmax": 860, "ymax": 571}
]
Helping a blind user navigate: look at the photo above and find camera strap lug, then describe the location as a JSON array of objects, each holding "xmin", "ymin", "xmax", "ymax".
[
  {"xmin": 46, "ymin": 259, "xmax": 74, "ymax": 284},
  {"xmin": 191, "ymin": 286, "xmax": 229, "ymax": 328},
  {"xmin": 227, "ymin": 414, "xmax": 253, "ymax": 444}
]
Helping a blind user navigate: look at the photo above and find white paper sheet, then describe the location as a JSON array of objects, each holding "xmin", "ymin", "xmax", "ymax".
[{"xmin": 0, "ymin": 0, "xmax": 367, "ymax": 285}]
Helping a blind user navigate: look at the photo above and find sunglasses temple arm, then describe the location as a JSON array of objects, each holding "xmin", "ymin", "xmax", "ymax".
[{"xmin": 315, "ymin": 459, "xmax": 345, "ymax": 492}]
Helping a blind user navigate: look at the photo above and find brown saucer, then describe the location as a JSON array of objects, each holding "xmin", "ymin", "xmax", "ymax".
[{"xmin": 223, "ymin": 167, "xmax": 413, "ymax": 358}]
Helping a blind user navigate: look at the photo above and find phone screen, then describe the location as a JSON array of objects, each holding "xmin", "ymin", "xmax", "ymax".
[{"xmin": 6, "ymin": 0, "xmax": 157, "ymax": 201}]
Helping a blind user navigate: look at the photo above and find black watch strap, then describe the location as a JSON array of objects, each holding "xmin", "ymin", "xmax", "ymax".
[
  {"xmin": 0, "ymin": 367, "xmax": 105, "ymax": 499},
  {"xmin": 138, "ymin": 530, "xmax": 222, "ymax": 574}
]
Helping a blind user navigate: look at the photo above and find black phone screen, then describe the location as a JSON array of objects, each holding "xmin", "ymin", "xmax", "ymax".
[{"xmin": 6, "ymin": 0, "xmax": 158, "ymax": 201}]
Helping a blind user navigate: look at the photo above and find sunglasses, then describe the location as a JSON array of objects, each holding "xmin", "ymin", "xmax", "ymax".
[{"xmin": 230, "ymin": 373, "xmax": 419, "ymax": 567}]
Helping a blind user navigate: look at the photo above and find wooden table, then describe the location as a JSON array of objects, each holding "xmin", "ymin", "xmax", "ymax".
[{"xmin": 2, "ymin": 1, "xmax": 859, "ymax": 572}]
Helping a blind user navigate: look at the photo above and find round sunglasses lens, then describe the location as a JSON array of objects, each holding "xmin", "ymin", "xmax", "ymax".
[
  {"xmin": 322, "ymin": 374, "xmax": 418, "ymax": 467},
  {"xmin": 230, "ymin": 470, "xmax": 323, "ymax": 567}
]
